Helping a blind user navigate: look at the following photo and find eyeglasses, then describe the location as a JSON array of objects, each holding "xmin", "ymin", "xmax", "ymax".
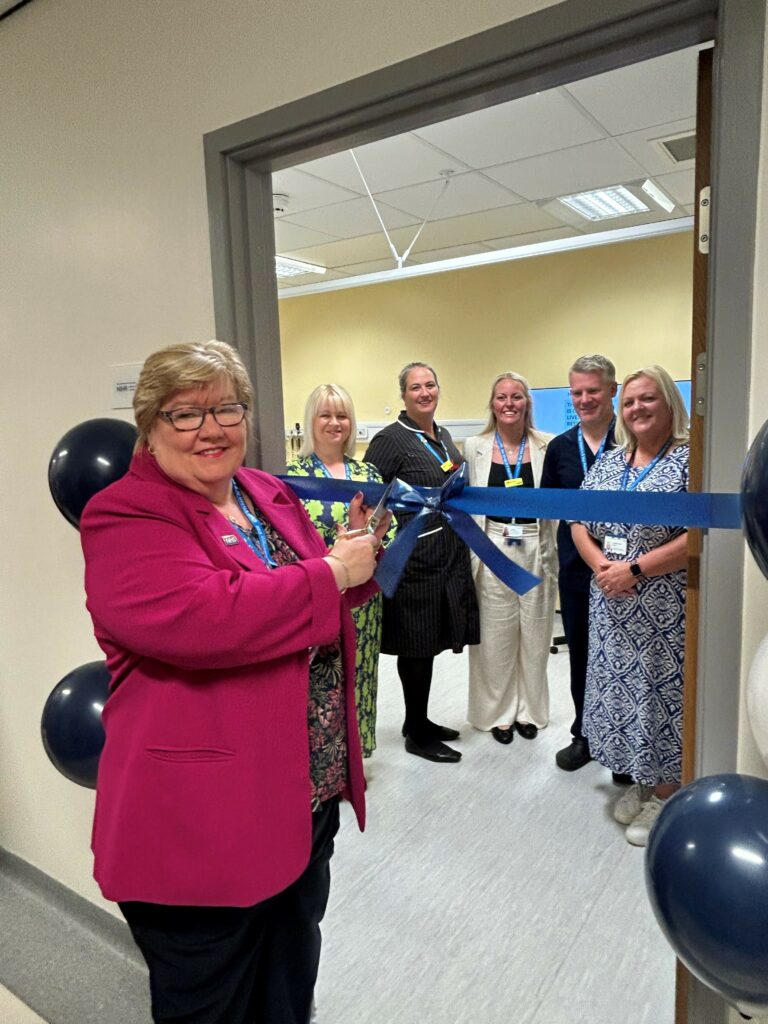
[{"xmin": 157, "ymin": 403, "xmax": 248, "ymax": 431}]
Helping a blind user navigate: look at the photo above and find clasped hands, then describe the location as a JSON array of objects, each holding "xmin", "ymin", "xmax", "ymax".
[{"xmin": 594, "ymin": 559, "xmax": 637, "ymax": 599}]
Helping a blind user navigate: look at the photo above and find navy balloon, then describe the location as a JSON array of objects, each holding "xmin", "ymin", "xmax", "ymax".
[
  {"xmin": 49, "ymin": 418, "xmax": 137, "ymax": 528},
  {"xmin": 645, "ymin": 774, "xmax": 768, "ymax": 1016},
  {"xmin": 41, "ymin": 661, "xmax": 110, "ymax": 789},
  {"xmin": 742, "ymin": 419, "xmax": 768, "ymax": 579}
]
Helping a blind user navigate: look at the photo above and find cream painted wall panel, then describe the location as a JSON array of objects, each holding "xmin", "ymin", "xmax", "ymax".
[
  {"xmin": 278, "ymin": 233, "xmax": 694, "ymax": 427},
  {"xmin": 0, "ymin": 0, "xmax": 560, "ymax": 907}
]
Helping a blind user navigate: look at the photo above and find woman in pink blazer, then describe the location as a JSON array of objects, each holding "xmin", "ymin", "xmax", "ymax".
[{"xmin": 80, "ymin": 340, "xmax": 387, "ymax": 1024}]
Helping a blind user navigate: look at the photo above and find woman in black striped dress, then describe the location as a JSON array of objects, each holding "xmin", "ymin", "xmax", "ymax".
[{"xmin": 365, "ymin": 362, "xmax": 479, "ymax": 764}]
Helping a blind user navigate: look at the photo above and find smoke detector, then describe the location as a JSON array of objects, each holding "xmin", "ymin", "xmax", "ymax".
[{"xmin": 273, "ymin": 193, "xmax": 291, "ymax": 215}]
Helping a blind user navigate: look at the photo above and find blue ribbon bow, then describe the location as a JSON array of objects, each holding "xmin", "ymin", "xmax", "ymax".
[{"xmin": 371, "ymin": 464, "xmax": 540, "ymax": 598}]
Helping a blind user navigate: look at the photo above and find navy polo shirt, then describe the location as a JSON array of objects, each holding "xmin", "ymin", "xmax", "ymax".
[{"xmin": 540, "ymin": 422, "xmax": 616, "ymax": 588}]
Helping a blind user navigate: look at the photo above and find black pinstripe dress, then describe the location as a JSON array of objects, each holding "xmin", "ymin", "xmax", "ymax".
[{"xmin": 365, "ymin": 412, "xmax": 480, "ymax": 657}]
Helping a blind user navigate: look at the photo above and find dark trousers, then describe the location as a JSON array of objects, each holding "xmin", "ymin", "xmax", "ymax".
[
  {"xmin": 120, "ymin": 798, "xmax": 340, "ymax": 1024},
  {"xmin": 558, "ymin": 579, "xmax": 590, "ymax": 741}
]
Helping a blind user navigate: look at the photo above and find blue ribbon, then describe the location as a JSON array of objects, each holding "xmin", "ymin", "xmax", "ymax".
[{"xmin": 279, "ymin": 472, "xmax": 743, "ymax": 597}]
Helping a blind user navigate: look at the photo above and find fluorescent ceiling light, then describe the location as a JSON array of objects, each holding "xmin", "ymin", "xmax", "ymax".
[
  {"xmin": 275, "ymin": 256, "xmax": 326, "ymax": 279},
  {"xmin": 641, "ymin": 179, "xmax": 677, "ymax": 213},
  {"xmin": 558, "ymin": 186, "xmax": 650, "ymax": 221}
]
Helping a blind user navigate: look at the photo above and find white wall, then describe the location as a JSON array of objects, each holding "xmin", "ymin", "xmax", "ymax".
[{"xmin": 1, "ymin": 0, "xmax": 766, "ymax": 922}]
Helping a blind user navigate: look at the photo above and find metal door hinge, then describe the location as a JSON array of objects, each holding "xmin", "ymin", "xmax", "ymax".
[
  {"xmin": 694, "ymin": 351, "xmax": 707, "ymax": 417},
  {"xmin": 698, "ymin": 186, "xmax": 711, "ymax": 254}
]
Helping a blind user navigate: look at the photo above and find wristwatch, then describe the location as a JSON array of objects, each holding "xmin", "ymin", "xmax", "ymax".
[{"xmin": 629, "ymin": 561, "xmax": 643, "ymax": 578}]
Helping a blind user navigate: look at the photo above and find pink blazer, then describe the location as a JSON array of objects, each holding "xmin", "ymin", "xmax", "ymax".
[{"xmin": 80, "ymin": 451, "xmax": 372, "ymax": 907}]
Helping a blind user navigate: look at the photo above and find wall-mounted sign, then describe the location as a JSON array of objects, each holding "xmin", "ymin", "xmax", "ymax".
[{"xmin": 111, "ymin": 363, "xmax": 143, "ymax": 409}]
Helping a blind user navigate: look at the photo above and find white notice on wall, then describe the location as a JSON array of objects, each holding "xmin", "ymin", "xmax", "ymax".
[{"xmin": 111, "ymin": 363, "xmax": 143, "ymax": 409}]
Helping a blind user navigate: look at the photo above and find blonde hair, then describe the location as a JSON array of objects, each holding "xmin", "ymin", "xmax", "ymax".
[
  {"xmin": 481, "ymin": 371, "xmax": 536, "ymax": 435},
  {"xmin": 615, "ymin": 364, "xmax": 690, "ymax": 450},
  {"xmin": 299, "ymin": 384, "xmax": 357, "ymax": 458},
  {"xmin": 133, "ymin": 340, "xmax": 254, "ymax": 453}
]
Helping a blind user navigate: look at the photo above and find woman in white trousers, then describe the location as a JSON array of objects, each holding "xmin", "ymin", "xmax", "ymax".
[{"xmin": 464, "ymin": 372, "xmax": 557, "ymax": 744}]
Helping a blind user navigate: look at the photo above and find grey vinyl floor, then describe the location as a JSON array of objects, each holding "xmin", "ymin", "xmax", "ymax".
[{"xmin": 314, "ymin": 642, "xmax": 676, "ymax": 1024}]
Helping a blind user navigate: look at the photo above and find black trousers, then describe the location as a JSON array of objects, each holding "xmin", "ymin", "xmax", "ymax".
[
  {"xmin": 120, "ymin": 798, "xmax": 340, "ymax": 1024},
  {"xmin": 558, "ymin": 579, "xmax": 590, "ymax": 741}
]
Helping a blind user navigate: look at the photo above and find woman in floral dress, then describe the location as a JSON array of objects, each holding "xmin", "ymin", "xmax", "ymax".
[
  {"xmin": 288, "ymin": 383, "xmax": 393, "ymax": 757},
  {"xmin": 571, "ymin": 365, "xmax": 689, "ymax": 847}
]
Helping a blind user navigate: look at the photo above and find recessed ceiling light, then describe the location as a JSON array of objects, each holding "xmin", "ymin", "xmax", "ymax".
[
  {"xmin": 275, "ymin": 256, "xmax": 326, "ymax": 279},
  {"xmin": 558, "ymin": 186, "xmax": 650, "ymax": 221},
  {"xmin": 641, "ymin": 179, "xmax": 677, "ymax": 213}
]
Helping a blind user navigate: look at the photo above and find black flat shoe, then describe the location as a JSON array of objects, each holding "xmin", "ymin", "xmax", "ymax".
[
  {"xmin": 555, "ymin": 737, "xmax": 592, "ymax": 771},
  {"xmin": 401, "ymin": 721, "xmax": 460, "ymax": 742},
  {"xmin": 515, "ymin": 722, "xmax": 538, "ymax": 740},
  {"xmin": 491, "ymin": 726, "xmax": 514, "ymax": 745},
  {"xmin": 404, "ymin": 735, "xmax": 462, "ymax": 763}
]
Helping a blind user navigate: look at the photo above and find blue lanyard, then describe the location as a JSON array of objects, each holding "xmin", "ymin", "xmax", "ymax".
[
  {"xmin": 311, "ymin": 454, "xmax": 351, "ymax": 480},
  {"xmin": 577, "ymin": 418, "xmax": 614, "ymax": 476},
  {"xmin": 231, "ymin": 479, "xmax": 278, "ymax": 568},
  {"xmin": 416, "ymin": 432, "xmax": 452, "ymax": 469},
  {"xmin": 620, "ymin": 438, "xmax": 673, "ymax": 492},
  {"xmin": 495, "ymin": 432, "xmax": 526, "ymax": 483}
]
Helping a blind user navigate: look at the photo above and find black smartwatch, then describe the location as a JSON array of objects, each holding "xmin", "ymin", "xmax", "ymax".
[{"xmin": 629, "ymin": 561, "xmax": 643, "ymax": 578}]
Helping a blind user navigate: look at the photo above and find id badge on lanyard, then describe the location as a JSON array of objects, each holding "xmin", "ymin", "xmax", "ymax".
[
  {"xmin": 604, "ymin": 535, "xmax": 628, "ymax": 557},
  {"xmin": 503, "ymin": 523, "xmax": 524, "ymax": 546}
]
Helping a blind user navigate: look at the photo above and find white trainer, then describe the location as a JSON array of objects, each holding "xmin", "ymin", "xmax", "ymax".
[
  {"xmin": 625, "ymin": 794, "xmax": 665, "ymax": 847},
  {"xmin": 613, "ymin": 783, "xmax": 653, "ymax": 825}
]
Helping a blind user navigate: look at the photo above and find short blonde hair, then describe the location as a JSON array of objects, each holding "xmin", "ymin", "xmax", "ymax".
[
  {"xmin": 299, "ymin": 383, "xmax": 357, "ymax": 458},
  {"xmin": 482, "ymin": 371, "xmax": 536, "ymax": 435},
  {"xmin": 134, "ymin": 340, "xmax": 254, "ymax": 453},
  {"xmin": 615, "ymin": 364, "xmax": 690, "ymax": 450}
]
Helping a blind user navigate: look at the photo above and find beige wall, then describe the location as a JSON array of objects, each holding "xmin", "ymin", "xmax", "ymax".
[
  {"xmin": 1, "ymin": 0, "xmax": 765, "ymax": 927},
  {"xmin": 279, "ymin": 232, "xmax": 694, "ymax": 429}
]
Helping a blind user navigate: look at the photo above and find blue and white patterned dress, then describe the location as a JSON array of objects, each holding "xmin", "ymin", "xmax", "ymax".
[{"xmin": 580, "ymin": 443, "xmax": 689, "ymax": 785}]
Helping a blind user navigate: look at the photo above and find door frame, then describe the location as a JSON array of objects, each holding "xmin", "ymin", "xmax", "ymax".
[{"xmin": 203, "ymin": 2, "xmax": 765, "ymax": 1021}]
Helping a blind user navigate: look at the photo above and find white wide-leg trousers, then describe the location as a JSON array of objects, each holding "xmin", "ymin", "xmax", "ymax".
[{"xmin": 468, "ymin": 520, "xmax": 556, "ymax": 730}]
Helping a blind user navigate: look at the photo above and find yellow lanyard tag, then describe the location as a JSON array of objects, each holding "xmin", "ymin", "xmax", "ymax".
[
  {"xmin": 505, "ymin": 477, "xmax": 523, "ymax": 488},
  {"xmin": 441, "ymin": 459, "xmax": 453, "ymax": 472}
]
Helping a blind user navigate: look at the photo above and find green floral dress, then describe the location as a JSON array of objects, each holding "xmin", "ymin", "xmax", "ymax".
[{"xmin": 286, "ymin": 456, "xmax": 395, "ymax": 757}]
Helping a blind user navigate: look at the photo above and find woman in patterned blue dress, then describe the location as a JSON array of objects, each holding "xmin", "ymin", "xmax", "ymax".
[
  {"xmin": 288, "ymin": 384, "xmax": 393, "ymax": 758},
  {"xmin": 571, "ymin": 365, "xmax": 689, "ymax": 847}
]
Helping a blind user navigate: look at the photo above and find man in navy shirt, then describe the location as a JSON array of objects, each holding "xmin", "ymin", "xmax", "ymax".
[{"xmin": 540, "ymin": 355, "xmax": 617, "ymax": 771}]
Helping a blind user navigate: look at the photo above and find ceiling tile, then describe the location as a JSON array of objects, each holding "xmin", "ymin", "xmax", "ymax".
[
  {"xmin": 403, "ymin": 204, "xmax": 564, "ymax": 252},
  {"xmin": 373, "ymin": 171, "xmax": 521, "ymax": 220},
  {"xmin": 407, "ymin": 243, "xmax": 494, "ymax": 264},
  {"xmin": 280, "ymin": 196, "xmax": 419, "ymax": 239},
  {"xmin": 299, "ymin": 133, "xmax": 471, "ymax": 193},
  {"xmin": 483, "ymin": 139, "xmax": 646, "ymax": 201},
  {"xmin": 613, "ymin": 118, "xmax": 697, "ymax": 176},
  {"xmin": 281, "ymin": 232, "xmax": 397, "ymax": 269},
  {"xmin": 654, "ymin": 168, "xmax": 696, "ymax": 206},
  {"xmin": 412, "ymin": 90, "xmax": 606, "ymax": 169},
  {"xmin": 277, "ymin": 268, "xmax": 345, "ymax": 290},
  {"xmin": 564, "ymin": 46, "xmax": 700, "ymax": 135},
  {"xmin": 481, "ymin": 226, "xmax": 582, "ymax": 250},
  {"xmin": 274, "ymin": 220, "xmax": 341, "ymax": 252},
  {"xmin": 271, "ymin": 168, "xmax": 361, "ymax": 216},
  {"xmin": 331, "ymin": 258, "xmax": 405, "ymax": 277}
]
